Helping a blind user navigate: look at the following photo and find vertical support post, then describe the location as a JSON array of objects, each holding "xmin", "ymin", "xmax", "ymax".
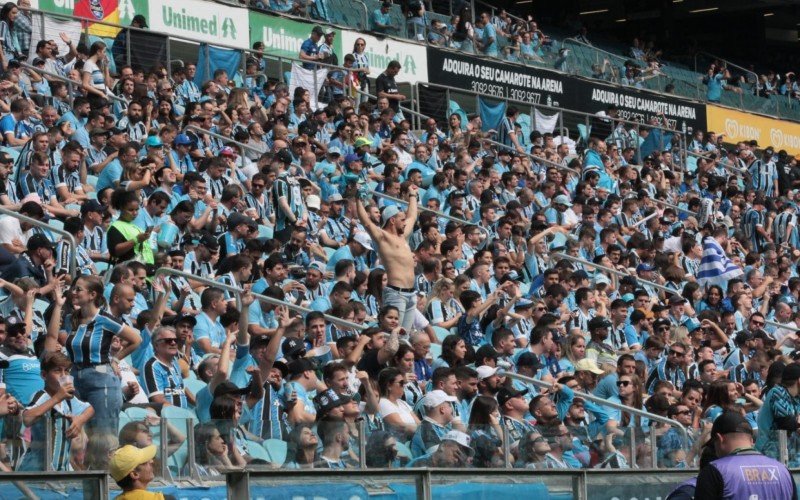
[
  {"xmin": 358, "ymin": 418, "xmax": 367, "ymax": 469},
  {"xmin": 159, "ymin": 417, "xmax": 169, "ymax": 479},
  {"xmin": 44, "ymin": 413, "xmax": 53, "ymax": 471},
  {"xmin": 165, "ymin": 35, "xmax": 172, "ymax": 80},
  {"xmin": 629, "ymin": 428, "xmax": 637, "ymax": 469},
  {"xmin": 126, "ymin": 28, "xmax": 131, "ymax": 67},
  {"xmin": 502, "ymin": 420, "xmax": 511, "ymax": 469},
  {"xmin": 649, "ymin": 426, "xmax": 658, "ymax": 469},
  {"xmin": 227, "ymin": 470, "xmax": 250, "ymax": 500},
  {"xmin": 187, "ymin": 420, "xmax": 198, "ymax": 481},
  {"xmin": 778, "ymin": 430, "xmax": 789, "ymax": 465}
]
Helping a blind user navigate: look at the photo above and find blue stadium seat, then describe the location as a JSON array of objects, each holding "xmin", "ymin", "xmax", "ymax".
[
  {"xmin": 258, "ymin": 225, "xmax": 274, "ymax": 239},
  {"xmin": 245, "ymin": 440, "xmax": 270, "ymax": 462},
  {"xmin": 431, "ymin": 326, "xmax": 450, "ymax": 343},
  {"xmin": 429, "ymin": 343, "xmax": 442, "ymax": 359},
  {"xmin": 184, "ymin": 378, "xmax": 207, "ymax": 398},
  {"xmin": 263, "ymin": 438, "xmax": 288, "ymax": 465}
]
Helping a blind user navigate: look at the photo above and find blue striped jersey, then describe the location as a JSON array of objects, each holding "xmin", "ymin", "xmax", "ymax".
[
  {"xmin": 141, "ymin": 356, "xmax": 188, "ymax": 408},
  {"xmin": 65, "ymin": 310, "xmax": 124, "ymax": 365},
  {"xmin": 20, "ymin": 391, "xmax": 90, "ymax": 471}
]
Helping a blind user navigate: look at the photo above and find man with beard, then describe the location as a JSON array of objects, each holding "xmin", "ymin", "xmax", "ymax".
[
  {"xmin": 51, "ymin": 144, "xmax": 87, "ymax": 204},
  {"xmin": 0, "ymin": 151, "xmax": 19, "ymax": 208},
  {"xmin": 117, "ymin": 100, "xmax": 147, "ymax": 144},
  {"xmin": 96, "ymin": 141, "xmax": 137, "ymax": 192}
]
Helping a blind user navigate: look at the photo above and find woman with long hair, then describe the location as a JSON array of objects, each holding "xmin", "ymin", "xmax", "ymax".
[
  {"xmin": 608, "ymin": 373, "xmax": 645, "ymax": 428},
  {"xmin": 681, "ymin": 282, "xmax": 703, "ymax": 312},
  {"xmin": 81, "ymin": 41, "xmax": 111, "ymax": 107},
  {"xmin": 155, "ymin": 98, "xmax": 179, "ymax": 128},
  {"xmin": 284, "ymin": 424, "xmax": 320, "ymax": 469},
  {"xmin": 209, "ymin": 397, "xmax": 249, "ymax": 466},
  {"xmin": 392, "ymin": 343, "xmax": 423, "ymax": 408},
  {"xmin": 558, "ymin": 334, "xmax": 586, "ymax": 374},
  {"xmin": 702, "ymin": 379, "xmax": 740, "ymax": 422},
  {"xmin": 83, "ymin": 432, "xmax": 118, "ymax": 472},
  {"xmin": 432, "ymin": 334, "xmax": 467, "ymax": 370},
  {"xmin": 66, "ymin": 275, "xmax": 140, "ymax": 433},
  {"xmin": 351, "ymin": 37, "xmax": 370, "ymax": 106},
  {"xmin": 447, "ymin": 113, "xmax": 464, "ymax": 142},
  {"xmin": 364, "ymin": 268, "xmax": 386, "ymax": 319},
  {"xmin": 193, "ymin": 423, "xmax": 237, "ymax": 476},
  {"xmin": 0, "ymin": 2, "xmax": 21, "ymax": 67},
  {"xmin": 425, "ymin": 278, "xmax": 463, "ymax": 330},
  {"xmin": 467, "ymin": 396, "xmax": 505, "ymax": 454},
  {"xmin": 697, "ymin": 285, "xmax": 724, "ymax": 313},
  {"xmin": 377, "ymin": 367, "xmax": 420, "ymax": 440},
  {"xmin": 450, "ymin": 7, "xmax": 475, "ymax": 53}
]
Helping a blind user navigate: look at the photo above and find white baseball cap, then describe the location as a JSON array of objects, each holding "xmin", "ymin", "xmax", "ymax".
[
  {"xmin": 422, "ymin": 389, "xmax": 457, "ymax": 408},
  {"xmin": 353, "ymin": 231, "xmax": 373, "ymax": 251},
  {"xmin": 306, "ymin": 194, "xmax": 321, "ymax": 210},
  {"xmin": 476, "ymin": 365, "xmax": 499, "ymax": 381},
  {"xmin": 441, "ymin": 430, "xmax": 474, "ymax": 456}
]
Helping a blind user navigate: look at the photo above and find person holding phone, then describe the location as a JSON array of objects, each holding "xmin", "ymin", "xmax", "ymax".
[{"xmin": 107, "ymin": 189, "xmax": 154, "ymax": 265}]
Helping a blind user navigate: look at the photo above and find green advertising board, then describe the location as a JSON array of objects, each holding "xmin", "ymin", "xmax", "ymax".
[{"xmin": 249, "ymin": 11, "xmax": 341, "ymax": 65}]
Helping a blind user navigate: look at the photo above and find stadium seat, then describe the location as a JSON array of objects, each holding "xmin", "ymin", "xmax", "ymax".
[
  {"xmin": 396, "ymin": 441, "xmax": 413, "ymax": 459},
  {"xmin": 429, "ymin": 343, "xmax": 442, "ymax": 359},
  {"xmin": 324, "ymin": 246, "xmax": 336, "ymax": 260},
  {"xmin": 95, "ymin": 261, "xmax": 109, "ymax": 274},
  {"xmin": 263, "ymin": 438, "xmax": 288, "ymax": 465},
  {"xmin": 184, "ymin": 378, "xmax": 207, "ymax": 396},
  {"xmin": 86, "ymin": 175, "xmax": 99, "ymax": 188},
  {"xmin": 258, "ymin": 225, "xmax": 274, "ymax": 239},
  {"xmin": 162, "ymin": 405, "xmax": 199, "ymax": 425},
  {"xmin": 431, "ymin": 326, "xmax": 450, "ymax": 343},
  {"xmin": 245, "ymin": 440, "xmax": 270, "ymax": 462}
]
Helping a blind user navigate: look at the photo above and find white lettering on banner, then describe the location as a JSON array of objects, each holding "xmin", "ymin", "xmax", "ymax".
[
  {"xmin": 441, "ymin": 57, "xmax": 564, "ymax": 95},
  {"xmin": 590, "ymin": 88, "xmax": 696, "ymax": 120},
  {"xmin": 770, "ymin": 128, "xmax": 800, "ymax": 150},
  {"xmin": 148, "ymin": 0, "xmax": 249, "ymax": 49},
  {"xmin": 340, "ymin": 31, "xmax": 428, "ymax": 83},
  {"xmin": 724, "ymin": 118, "xmax": 761, "ymax": 142},
  {"xmin": 261, "ymin": 26, "xmax": 304, "ymax": 52}
]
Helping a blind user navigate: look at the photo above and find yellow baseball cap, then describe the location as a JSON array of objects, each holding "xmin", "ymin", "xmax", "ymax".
[{"xmin": 109, "ymin": 445, "xmax": 157, "ymax": 482}]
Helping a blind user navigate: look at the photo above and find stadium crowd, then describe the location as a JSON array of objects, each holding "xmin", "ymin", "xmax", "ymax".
[{"xmin": 0, "ymin": 0, "xmax": 797, "ymax": 481}]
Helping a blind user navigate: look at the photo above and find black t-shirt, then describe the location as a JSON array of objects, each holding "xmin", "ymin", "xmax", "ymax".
[
  {"xmin": 356, "ymin": 348, "xmax": 386, "ymax": 378},
  {"xmin": 375, "ymin": 72, "xmax": 400, "ymax": 112},
  {"xmin": 106, "ymin": 226, "xmax": 136, "ymax": 262}
]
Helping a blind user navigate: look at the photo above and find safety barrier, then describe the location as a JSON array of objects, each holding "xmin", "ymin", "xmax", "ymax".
[{"xmin": 0, "ymin": 205, "xmax": 77, "ymax": 278}]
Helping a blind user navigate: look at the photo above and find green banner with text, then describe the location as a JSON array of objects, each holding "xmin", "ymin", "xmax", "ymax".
[{"xmin": 249, "ymin": 11, "xmax": 341, "ymax": 65}]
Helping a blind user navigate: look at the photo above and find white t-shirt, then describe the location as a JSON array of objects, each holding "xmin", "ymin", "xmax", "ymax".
[
  {"xmin": 378, "ymin": 397, "xmax": 417, "ymax": 425},
  {"xmin": 0, "ymin": 217, "xmax": 27, "ymax": 249}
]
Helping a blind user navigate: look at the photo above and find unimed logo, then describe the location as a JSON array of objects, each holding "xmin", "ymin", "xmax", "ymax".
[
  {"xmin": 162, "ymin": 6, "xmax": 238, "ymax": 39},
  {"xmin": 261, "ymin": 26, "xmax": 304, "ymax": 52}
]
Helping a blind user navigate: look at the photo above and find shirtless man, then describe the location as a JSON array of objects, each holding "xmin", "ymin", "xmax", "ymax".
[{"xmin": 357, "ymin": 184, "xmax": 419, "ymax": 332}]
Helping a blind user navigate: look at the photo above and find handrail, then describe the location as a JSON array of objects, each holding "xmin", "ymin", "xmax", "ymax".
[
  {"xmin": 765, "ymin": 318, "xmax": 800, "ymax": 333},
  {"xmin": 501, "ymin": 370, "xmax": 691, "ymax": 449},
  {"xmin": 483, "ymin": 136, "xmax": 580, "ymax": 175},
  {"xmin": 367, "ymin": 189, "xmax": 491, "ymax": 241},
  {"xmin": 650, "ymin": 198, "xmax": 698, "ymax": 217},
  {"xmin": 552, "ymin": 252, "xmax": 675, "ymax": 295},
  {"xmin": 153, "ymin": 268, "xmax": 365, "ymax": 331},
  {"xmin": 355, "ymin": 88, "xmax": 428, "ymax": 123},
  {"xmin": 0, "ymin": 205, "xmax": 77, "ymax": 278},
  {"xmin": 184, "ymin": 125, "xmax": 262, "ymax": 155},
  {"xmin": 694, "ymin": 51, "xmax": 758, "ymax": 88},
  {"xmin": 686, "ymin": 149, "xmax": 746, "ymax": 177},
  {"xmin": 19, "ymin": 61, "xmax": 127, "ymax": 104},
  {"xmin": 419, "ymin": 81, "xmax": 679, "ymax": 143}
]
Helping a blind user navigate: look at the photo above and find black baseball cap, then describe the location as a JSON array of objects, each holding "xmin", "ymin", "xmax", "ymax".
[
  {"xmin": 193, "ymin": 232, "xmax": 220, "ymax": 251},
  {"xmin": 516, "ymin": 352, "xmax": 542, "ymax": 370},
  {"xmin": 80, "ymin": 199, "xmax": 106, "ymax": 216},
  {"xmin": 282, "ymin": 338, "xmax": 307, "ymax": 360},
  {"xmin": 250, "ymin": 334, "xmax": 271, "ymax": 348},
  {"xmin": 497, "ymin": 387, "xmax": 528, "ymax": 407},
  {"xmin": 175, "ymin": 314, "xmax": 197, "ymax": 327},
  {"xmin": 710, "ymin": 411, "xmax": 753, "ymax": 437},
  {"xmin": 0, "ymin": 151, "xmax": 12, "ymax": 164},
  {"xmin": 313, "ymin": 388, "xmax": 351, "ymax": 415},
  {"xmin": 588, "ymin": 317, "xmax": 612, "ymax": 330}
]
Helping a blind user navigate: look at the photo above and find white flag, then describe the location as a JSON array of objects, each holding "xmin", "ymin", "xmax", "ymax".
[{"xmin": 289, "ymin": 63, "xmax": 328, "ymax": 112}]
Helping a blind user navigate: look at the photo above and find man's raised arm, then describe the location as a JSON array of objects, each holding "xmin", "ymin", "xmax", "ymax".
[{"xmin": 403, "ymin": 184, "xmax": 420, "ymax": 239}]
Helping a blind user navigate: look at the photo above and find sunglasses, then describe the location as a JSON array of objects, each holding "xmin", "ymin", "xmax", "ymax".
[
  {"xmin": 616, "ymin": 380, "xmax": 631, "ymax": 387},
  {"xmin": 675, "ymin": 409, "xmax": 691, "ymax": 415},
  {"xmin": 669, "ymin": 350, "xmax": 685, "ymax": 357},
  {"xmin": 158, "ymin": 338, "xmax": 178, "ymax": 344},
  {"xmin": 751, "ymin": 321, "xmax": 765, "ymax": 327}
]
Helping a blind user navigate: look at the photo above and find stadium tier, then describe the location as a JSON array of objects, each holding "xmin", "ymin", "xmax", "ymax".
[{"xmin": 0, "ymin": 0, "xmax": 799, "ymax": 498}]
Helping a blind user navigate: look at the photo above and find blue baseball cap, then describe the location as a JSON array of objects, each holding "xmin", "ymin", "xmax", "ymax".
[{"xmin": 174, "ymin": 134, "xmax": 192, "ymax": 146}]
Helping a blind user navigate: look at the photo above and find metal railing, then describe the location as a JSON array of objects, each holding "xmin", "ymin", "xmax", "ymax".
[
  {"xmin": 552, "ymin": 252, "xmax": 675, "ymax": 295},
  {"xmin": 19, "ymin": 61, "xmax": 126, "ymax": 107},
  {"xmin": 153, "ymin": 267, "xmax": 365, "ymax": 331},
  {"xmin": 694, "ymin": 51, "xmax": 758, "ymax": 107},
  {"xmin": 418, "ymin": 81, "xmax": 678, "ymax": 161},
  {"xmin": 0, "ymin": 205, "xmax": 77, "ymax": 278},
  {"xmin": 483, "ymin": 136, "xmax": 581, "ymax": 175},
  {"xmin": 184, "ymin": 125, "xmax": 263, "ymax": 161},
  {"xmin": 504, "ymin": 371, "xmax": 688, "ymax": 439},
  {"xmin": 0, "ymin": 470, "xmax": 109, "ymax": 499}
]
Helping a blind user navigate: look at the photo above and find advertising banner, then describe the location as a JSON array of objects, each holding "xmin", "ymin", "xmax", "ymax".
[
  {"xmin": 706, "ymin": 104, "xmax": 800, "ymax": 155},
  {"xmin": 425, "ymin": 47, "xmax": 707, "ymax": 134},
  {"xmin": 249, "ymin": 11, "xmax": 342, "ymax": 64},
  {"xmin": 32, "ymin": 0, "xmax": 147, "ymax": 36},
  {"xmin": 341, "ymin": 31, "xmax": 427, "ymax": 84},
  {"xmin": 147, "ymin": 0, "xmax": 248, "ymax": 49},
  {"xmin": 426, "ymin": 47, "xmax": 568, "ymax": 107},
  {"xmin": 570, "ymin": 78, "xmax": 707, "ymax": 133}
]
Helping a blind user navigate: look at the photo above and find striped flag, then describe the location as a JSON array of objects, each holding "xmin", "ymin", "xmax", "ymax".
[{"xmin": 697, "ymin": 236, "xmax": 743, "ymax": 287}]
